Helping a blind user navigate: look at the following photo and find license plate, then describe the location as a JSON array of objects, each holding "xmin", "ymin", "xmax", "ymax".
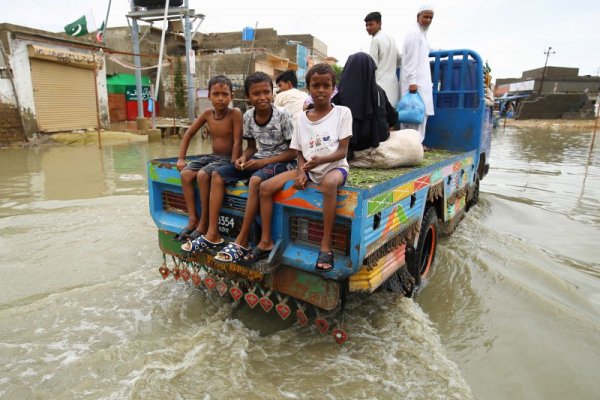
[{"xmin": 217, "ymin": 214, "xmax": 243, "ymax": 238}]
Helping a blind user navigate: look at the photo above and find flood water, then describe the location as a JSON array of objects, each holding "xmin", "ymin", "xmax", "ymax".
[{"xmin": 1, "ymin": 127, "xmax": 599, "ymax": 399}]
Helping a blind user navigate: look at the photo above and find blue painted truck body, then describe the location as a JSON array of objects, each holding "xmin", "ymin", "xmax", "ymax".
[{"xmin": 148, "ymin": 49, "xmax": 493, "ymax": 309}]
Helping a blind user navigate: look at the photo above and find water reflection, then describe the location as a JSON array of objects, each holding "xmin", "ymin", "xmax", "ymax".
[
  {"xmin": 0, "ymin": 138, "xmax": 209, "ymax": 217},
  {"xmin": 487, "ymin": 127, "xmax": 599, "ymax": 226},
  {"xmin": 508, "ymin": 127, "xmax": 592, "ymax": 164}
]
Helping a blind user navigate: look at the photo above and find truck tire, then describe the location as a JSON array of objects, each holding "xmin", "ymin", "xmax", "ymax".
[
  {"xmin": 466, "ymin": 176, "xmax": 480, "ymax": 212},
  {"xmin": 415, "ymin": 207, "xmax": 438, "ymax": 283}
]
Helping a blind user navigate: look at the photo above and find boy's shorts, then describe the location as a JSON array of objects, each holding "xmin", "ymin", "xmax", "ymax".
[
  {"xmin": 183, "ymin": 154, "xmax": 231, "ymax": 175},
  {"xmin": 305, "ymin": 167, "xmax": 348, "ymax": 186},
  {"xmin": 215, "ymin": 157, "xmax": 297, "ymax": 184}
]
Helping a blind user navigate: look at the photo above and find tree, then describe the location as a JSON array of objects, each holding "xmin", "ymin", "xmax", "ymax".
[
  {"xmin": 332, "ymin": 64, "xmax": 343, "ymax": 83},
  {"xmin": 174, "ymin": 57, "xmax": 186, "ymax": 116}
]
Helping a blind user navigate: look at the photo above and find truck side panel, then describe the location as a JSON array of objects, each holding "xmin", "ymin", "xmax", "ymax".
[{"xmin": 347, "ymin": 151, "xmax": 477, "ymax": 291}]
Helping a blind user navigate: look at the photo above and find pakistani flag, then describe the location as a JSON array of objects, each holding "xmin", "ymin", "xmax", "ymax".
[
  {"xmin": 96, "ymin": 21, "xmax": 105, "ymax": 43},
  {"xmin": 64, "ymin": 15, "xmax": 89, "ymax": 37}
]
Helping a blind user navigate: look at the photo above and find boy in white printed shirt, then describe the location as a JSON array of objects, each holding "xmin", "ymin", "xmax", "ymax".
[{"xmin": 248, "ymin": 63, "xmax": 352, "ymax": 272}]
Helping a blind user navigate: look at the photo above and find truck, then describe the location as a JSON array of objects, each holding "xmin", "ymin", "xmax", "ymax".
[{"xmin": 147, "ymin": 49, "xmax": 493, "ymax": 344}]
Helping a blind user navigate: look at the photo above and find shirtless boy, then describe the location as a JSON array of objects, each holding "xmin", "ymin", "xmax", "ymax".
[{"xmin": 175, "ymin": 75, "xmax": 243, "ymax": 241}]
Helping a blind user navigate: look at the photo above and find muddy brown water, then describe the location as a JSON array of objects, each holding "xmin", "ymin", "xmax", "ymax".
[{"xmin": 1, "ymin": 127, "xmax": 599, "ymax": 399}]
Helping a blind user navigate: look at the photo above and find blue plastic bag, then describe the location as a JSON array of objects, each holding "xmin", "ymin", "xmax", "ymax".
[{"xmin": 396, "ymin": 93, "xmax": 425, "ymax": 124}]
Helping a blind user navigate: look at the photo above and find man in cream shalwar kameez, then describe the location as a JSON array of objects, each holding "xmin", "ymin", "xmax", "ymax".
[
  {"xmin": 400, "ymin": 5, "xmax": 435, "ymax": 144},
  {"xmin": 365, "ymin": 11, "xmax": 401, "ymax": 107}
]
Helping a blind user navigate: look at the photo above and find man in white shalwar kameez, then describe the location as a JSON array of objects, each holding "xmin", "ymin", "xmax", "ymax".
[
  {"xmin": 365, "ymin": 11, "xmax": 401, "ymax": 107},
  {"xmin": 400, "ymin": 5, "xmax": 435, "ymax": 145}
]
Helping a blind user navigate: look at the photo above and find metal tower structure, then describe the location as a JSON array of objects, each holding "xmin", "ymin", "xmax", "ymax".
[{"xmin": 127, "ymin": 0, "xmax": 204, "ymax": 122}]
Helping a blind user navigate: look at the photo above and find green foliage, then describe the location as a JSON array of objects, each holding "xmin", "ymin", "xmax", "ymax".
[
  {"xmin": 174, "ymin": 57, "xmax": 185, "ymax": 116},
  {"xmin": 332, "ymin": 64, "xmax": 343, "ymax": 83},
  {"xmin": 346, "ymin": 150, "xmax": 455, "ymax": 188}
]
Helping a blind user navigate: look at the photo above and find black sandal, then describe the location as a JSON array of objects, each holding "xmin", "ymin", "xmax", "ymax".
[
  {"xmin": 187, "ymin": 230, "xmax": 202, "ymax": 241},
  {"xmin": 243, "ymin": 246, "xmax": 271, "ymax": 263},
  {"xmin": 174, "ymin": 227, "xmax": 194, "ymax": 241},
  {"xmin": 315, "ymin": 251, "xmax": 334, "ymax": 272}
]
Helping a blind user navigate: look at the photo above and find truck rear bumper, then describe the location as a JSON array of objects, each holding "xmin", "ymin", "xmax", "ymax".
[{"xmin": 158, "ymin": 229, "xmax": 341, "ymax": 310}]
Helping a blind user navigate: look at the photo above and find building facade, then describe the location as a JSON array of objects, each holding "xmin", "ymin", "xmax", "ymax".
[
  {"xmin": 0, "ymin": 23, "xmax": 109, "ymax": 142},
  {"xmin": 195, "ymin": 28, "xmax": 327, "ymax": 91},
  {"xmin": 102, "ymin": 26, "xmax": 196, "ymax": 121},
  {"xmin": 101, "ymin": 26, "xmax": 327, "ymax": 118},
  {"xmin": 495, "ymin": 66, "xmax": 600, "ymax": 119},
  {"xmin": 496, "ymin": 66, "xmax": 600, "ymax": 97}
]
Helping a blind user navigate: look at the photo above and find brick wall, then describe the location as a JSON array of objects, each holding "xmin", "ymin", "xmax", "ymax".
[
  {"xmin": 108, "ymin": 94, "xmax": 127, "ymax": 122},
  {"xmin": 198, "ymin": 29, "xmax": 282, "ymax": 52},
  {"xmin": 196, "ymin": 53, "xmax": 251, "ymax": 90},
  {"xmin": 0, "ymin": 103, "xmax": 27, "ymax": 145}
]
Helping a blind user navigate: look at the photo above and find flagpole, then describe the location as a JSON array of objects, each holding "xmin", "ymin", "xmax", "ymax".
[
  {"xmin": 101, "ymin": 0, "xmax": 112, "ymax": 44},
  {"xmin": 129, "ymin": 0, "xmax": 144, "ymax": 120},
  {"xmin": 184, "ymin": 0, "xmax": 194, "ymax": 121},
  {"xmin": 93, "ymin": 53, "xmax": 103, "ymax": 149},
  {"xmin": 153, "ymin": 0, "xmax": 170, "ymax": 113}
]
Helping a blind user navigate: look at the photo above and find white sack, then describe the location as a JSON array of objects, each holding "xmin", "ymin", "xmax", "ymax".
[{"xmin": 350, "ymin": 129, "xmax": 424, "ymax": 168}]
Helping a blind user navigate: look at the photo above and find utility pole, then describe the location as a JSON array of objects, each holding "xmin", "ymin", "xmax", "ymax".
[
  {"xmin": 130, "ymin": 0, "xmax": 145, "ymax": 120},
  {"xmin": 246, "ymin": 22, "xmax": 258, "ymax": 77},
  {"xmin": 184, "ymin": 0, "xmax": 195, "ymax": 121},
  {"xmin": 538, "ymin": 46, "xmax": 556, "ymax": 95}
]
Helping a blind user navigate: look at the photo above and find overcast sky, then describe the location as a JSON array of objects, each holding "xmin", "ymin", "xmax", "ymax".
[{"xmin": 4, "ymin": 0, "xmax": 600, "ymax": 82}]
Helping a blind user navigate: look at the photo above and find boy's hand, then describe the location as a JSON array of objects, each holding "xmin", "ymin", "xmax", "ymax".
[
  {"xmin": 176, "ymin": 159, "xmax": 187, "ymax": 171},
  {"xmin": 241, "ymin": 158, "xmax": 264, "ymax": 171},
  {"xmin": 294, "ymin": 172, "xmax": 307, "ymax": 189},
  {"xmin": 234, "ymin": 156, "xmax": 246, "ymax": 170},
  {"xmin": 302, "ymin": 156, "xmax": 322, "ymax": 171}
]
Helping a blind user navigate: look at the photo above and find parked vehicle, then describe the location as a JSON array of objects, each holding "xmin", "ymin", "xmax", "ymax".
[{"xmin": 147, "ymin": 49, "xmax": 493, "ymax": 344}]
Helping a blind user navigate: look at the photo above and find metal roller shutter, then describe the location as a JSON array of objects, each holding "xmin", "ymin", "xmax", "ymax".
[{"xmin": 30, "ymin": 59, "xmax": 97, "ymax": 132}]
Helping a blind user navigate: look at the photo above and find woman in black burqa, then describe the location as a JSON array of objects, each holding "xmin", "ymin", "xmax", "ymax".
[{"xmin": 332, "ymin": 52, "xmax": 398, "ymax": 158}]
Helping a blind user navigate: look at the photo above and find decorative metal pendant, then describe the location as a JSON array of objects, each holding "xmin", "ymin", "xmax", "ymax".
[
  {"xmin": 172, "ymin": 267, "xmax": 181, "ymax": 281},
  {"xmin": 296, "ymin": 308, "xmax": 308, "ymax": 327},
  {"xmin": 229, "ymin": 283, "xmax": 243, "ymax": 302},
  {"xmin": 332, "ymin": 328, "xmax": 349, "ymax": 345},
  {"xmin": 275, "ymin": 295, "xmax": 291, "ymax": 320},
  {"xmin": 203, "ymin": 276, "xmax": 217, "ymax": 290},
  {"xmin": 259, "ymin": 290, "xmax": 274, "ymax": 313},
  {"xmin": 216, "ymin": 279, "xmax": 228, "ymax": 297},
  {"xmin": 158, "ymin": 264, "xmax": 170, "ymax": 280},
  {"xmin": 244, "ymin": 287, "xmax": 259, "ymax": 308},
  {"xmin": 315, "ymin": 317, "xmax": 329, "ymax": 335},
  {"xmin": 180, "ymin": 268, "xmax": 191, "ymax": 282},
  {"xmin": 190, "ymin": 272, "xmax": 201, "ymax": 287}
]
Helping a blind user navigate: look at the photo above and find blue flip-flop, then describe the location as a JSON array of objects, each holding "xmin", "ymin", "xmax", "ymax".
[
  {"xmin": 215, "ymin": 242, "xmax": 250, "ymax": 263},
  {"xmin": 181, "ymin": 235, "xmax": 224, "ymax": 253}
]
